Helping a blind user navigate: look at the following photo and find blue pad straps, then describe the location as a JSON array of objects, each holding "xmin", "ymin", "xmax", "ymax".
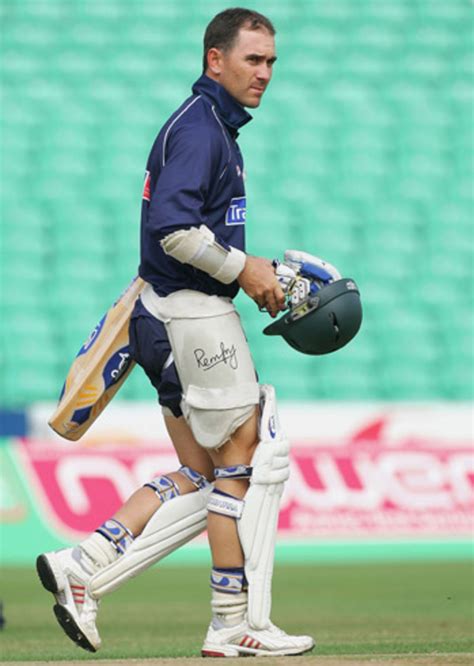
[
  {"xmin": 145, "ymin": 475, "xmax": 180, "ymax": 502},
  {"xmin": 214, "ymin": 465, "xmax": 252, "ymax": 480},
  {"xmin": 96, "ymin": 519, "xmax": 134, "ymax": 555},
  {"xmin": 145, "ymin": 466, "xmax": 210, "ymax": 502},
  {"xmin": 211, "ymin": 566, "xmax": 248, "ymax": 594},
  {"xmin": 179, "ymin": 465, "xmax": 211, "ymax": 489}
]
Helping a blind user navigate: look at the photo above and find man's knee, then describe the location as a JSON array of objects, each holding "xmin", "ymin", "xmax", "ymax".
[
  {"xmin": 210, "ymin": 408, "xmax": 259, "ymax": 468},
  {"xmin": 204, "ymin": 406, "xmax": 260, "ymax": 510},
  {"xmin": 214, "ymin": 476, "xmax": 249, "ymax": 501},
  {"xmin": 164, "ymin": 414, "xmax": 215, "ymax": 481},
  {"xmin": 183, "ymin": 393, "xmax": 259, "ymax": 451},
  {"xmin": 230, "ymin": 407, "xmax": 258, "ymax": 450}
]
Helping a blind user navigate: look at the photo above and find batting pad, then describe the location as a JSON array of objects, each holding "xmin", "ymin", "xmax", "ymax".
[
  {"xmin": 237, "ymin": 384, "xmax": 290, "ymax": 630},
  {"xmin": 88, "ymin": 486, "xmax": 212, "ymax": 599}
]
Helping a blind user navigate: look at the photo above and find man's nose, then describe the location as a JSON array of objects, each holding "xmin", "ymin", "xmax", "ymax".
[{"xmin": 256, "ymin": 64, "xmax": 272, "ymax": 82}]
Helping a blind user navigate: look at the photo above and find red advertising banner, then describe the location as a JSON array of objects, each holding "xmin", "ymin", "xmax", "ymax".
[{"xmin": 17, "ymin": 409, "xmax": 474, "ymax": 539}]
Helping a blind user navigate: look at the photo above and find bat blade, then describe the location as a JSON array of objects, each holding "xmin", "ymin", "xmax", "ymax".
[{"xmin": 49, "ymin": 276, "xmax": 145, "ymax": 440}]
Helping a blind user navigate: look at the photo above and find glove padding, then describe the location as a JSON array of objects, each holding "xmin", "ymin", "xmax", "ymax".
[
  {"xmin": 284, "ymin": 249, "xmax": 341, "ymax": 283},
  {"xmin": 274, "ymin": 250, "xmax": 342, "ymax": 311},
  {"xmin": 273, "ymin": 261, "xmax": 297, "ymax": 292}
]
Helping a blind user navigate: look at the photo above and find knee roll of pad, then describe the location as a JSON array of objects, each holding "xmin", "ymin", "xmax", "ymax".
[{"xmin": 250, "ymin": 438, "xmax": 290, "ymax": 485}]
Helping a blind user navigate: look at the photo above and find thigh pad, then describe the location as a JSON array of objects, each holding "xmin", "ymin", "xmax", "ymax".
[{"xmin": 141, "ymin": 285, "xmax": 259, "ymax": 448}]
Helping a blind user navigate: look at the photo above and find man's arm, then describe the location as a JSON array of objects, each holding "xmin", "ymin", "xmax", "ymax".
[
  {"xmin": 152, "ymin": 124, "xmax": 285, "ymax": 316},
  {"xmin": 147, "ymin": 125, "xmax": 219, "ymax": 237},
  {"xmin": 161, "ymin": 226, "xmax": 285, "ymax": 318}
]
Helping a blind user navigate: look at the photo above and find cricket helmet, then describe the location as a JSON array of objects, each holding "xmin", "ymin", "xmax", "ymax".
[{"xmin": 263, "ymin": 277, "xmax": 362, "ymax": 355}]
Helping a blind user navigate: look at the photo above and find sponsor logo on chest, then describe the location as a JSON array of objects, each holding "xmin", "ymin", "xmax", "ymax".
[{"xmin": 225, "ymin": 196, "xmax": 246, "ymax": 226}]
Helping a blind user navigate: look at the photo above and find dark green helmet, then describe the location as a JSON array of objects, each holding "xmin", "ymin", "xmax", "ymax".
[{"xmin": 263, "ymin": 278, "xmax": 362, "ymax": 355}]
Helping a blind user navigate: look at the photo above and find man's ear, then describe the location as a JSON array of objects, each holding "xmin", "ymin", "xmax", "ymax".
[{"xmin": 207, "ymin": 47, "xmax": 223, "ymax": 75}]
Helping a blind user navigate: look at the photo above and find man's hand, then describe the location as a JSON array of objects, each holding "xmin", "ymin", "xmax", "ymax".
[{"xmin": 237, "ymin": 256, "xmax": 286, "ymax": 318}]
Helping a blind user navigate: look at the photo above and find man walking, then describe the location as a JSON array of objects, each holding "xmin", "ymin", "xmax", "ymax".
[{"xmin": 37, "ymin": 8, "xmax": 315, "ymax": 657}]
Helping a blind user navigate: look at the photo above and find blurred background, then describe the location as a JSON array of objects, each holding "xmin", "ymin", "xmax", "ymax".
[{"xmin": 0, "ymin": 0, "xmax": 472, "ymax": 566}]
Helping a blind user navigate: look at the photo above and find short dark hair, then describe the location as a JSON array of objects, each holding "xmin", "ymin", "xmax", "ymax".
[{"xmin": 203, "ymin": 8, "xmax": 276, "ymax": 72}]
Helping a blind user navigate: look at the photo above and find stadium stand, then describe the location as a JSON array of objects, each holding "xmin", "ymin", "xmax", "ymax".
[{"xmin": 1, "ymin": 0, "xmax": 472, "ymax": 405}]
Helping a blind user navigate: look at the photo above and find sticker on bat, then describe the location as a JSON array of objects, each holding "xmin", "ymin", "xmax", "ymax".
[
  {"xmin": 77, "ymin": 315, "xmax": 107, "ymax": 357},
  {"xmin": 102, "ymin": 346, "xmax": 133, "ymax": 388}
]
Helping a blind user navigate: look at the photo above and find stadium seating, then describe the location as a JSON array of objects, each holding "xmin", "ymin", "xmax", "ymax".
[{"xmin": 1, "ymin": 0, "xmax": 472, "ymax": 406}]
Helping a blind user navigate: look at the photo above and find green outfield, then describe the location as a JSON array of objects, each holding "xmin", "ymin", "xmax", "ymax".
[{"xmin": 0, "ymin": 561, "xmax": 473, "ymax": 662}]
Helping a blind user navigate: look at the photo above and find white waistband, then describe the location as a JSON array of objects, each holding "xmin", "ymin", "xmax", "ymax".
[{"xmin": 140, "ymin": 283, "xmax": 236, "ymax": 322}]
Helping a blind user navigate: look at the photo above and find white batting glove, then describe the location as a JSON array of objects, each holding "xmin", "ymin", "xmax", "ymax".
[
  {"xmin": 273, "ymin": 260, "xmax": 312, "ymax": 310},
  {"xmin": 273, "ymin": 260, "xmax": 297, "ymax": 294},
  {"xmin": 273, "ymin": 250, "xmax": 342, "ymax": 312},
  {"xmin": 283, "ymin": 249, "xmax": 342, "ymax": 283}
]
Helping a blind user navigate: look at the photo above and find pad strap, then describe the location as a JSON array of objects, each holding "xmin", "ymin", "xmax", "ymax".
[
  {"xmin": 146, "ymin": 466, "xmax": 210, "ymax": 501},
  {"xmin": 214, "ymin": 465, "xmax": 252, "ymax": 480},
  {"xmin": 207, "ymin": 488, "xmax": 244, "ymax": 519},
  {"xmin": 211, "ymin": 567, "xmax": 247, "ymax": 594},
  {"xmin": 179, "ymin": 465, "xmax": 211, "ymax": 490},
  {"xmin": 145, "ymin": 475, "xmax": 180, "ymax": 502},
  {"xmin": 96, "ymin": 519, "xmax": 134, "ymax": 556}
]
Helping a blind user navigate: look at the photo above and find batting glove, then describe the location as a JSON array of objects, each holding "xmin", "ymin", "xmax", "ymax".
[
  {"xmin": 273, "ymin": 250, "xmax": 342, "ymax": 313},
  {"xmin": 283, "ymin": 249, "xmax": 342, "ymax": 284}
]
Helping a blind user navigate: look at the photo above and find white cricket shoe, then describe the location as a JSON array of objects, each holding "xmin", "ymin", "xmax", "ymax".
[
  {"xmin": 201, "ymin": 619, "xmax": 315, "ymax": 657},
  {"xmin": 36, "ymin": 548, "xmax": 101, "ymax": 652}
]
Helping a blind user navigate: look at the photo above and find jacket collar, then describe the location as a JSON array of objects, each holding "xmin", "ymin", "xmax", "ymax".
[{"xmin": 192, "ymin": 74, "xmax": 252, "ymax": 133}]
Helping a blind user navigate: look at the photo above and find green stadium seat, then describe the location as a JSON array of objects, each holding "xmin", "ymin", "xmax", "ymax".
[
  {"xmin": 442, "ymin": 361, "xmax": 474, "ymax": 399},
  {"xmin": 1, "ymin": 366, "xmax": 56, "ymax": 406},
  {"xmin": 326, "ymin": 368, "xmax": 379, "ymax": 400},
  {"xmin": 1, "ymin": 0, "xmax": 472, "ymax": 404},
  {"xmin": 260, "ymin": 360, "xmax": 314, "ymax": 398},
  {"xmin": 378, "ymin": 361, "xmax": 442, "ymax": 400}
]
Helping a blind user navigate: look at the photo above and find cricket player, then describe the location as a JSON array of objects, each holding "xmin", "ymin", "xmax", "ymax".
[{"xmin": 37, "ymin": 8, "xmax": 342, "ymax": 656}]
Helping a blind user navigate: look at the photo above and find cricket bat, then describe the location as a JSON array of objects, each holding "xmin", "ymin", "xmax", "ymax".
[{"xmin": 49, "ymin": 276, "xmax": 145, "ymax": 441}]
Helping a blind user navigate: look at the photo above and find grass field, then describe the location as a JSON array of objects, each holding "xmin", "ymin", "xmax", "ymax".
[{"xmin": 0, "ymin": 561, "xmax": 473, "ymax": 663}]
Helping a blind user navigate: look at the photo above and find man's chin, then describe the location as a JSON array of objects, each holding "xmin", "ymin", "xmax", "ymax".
[{"xmin": 243, "ymin": 97, "xmax": 262, "ymax": 109}]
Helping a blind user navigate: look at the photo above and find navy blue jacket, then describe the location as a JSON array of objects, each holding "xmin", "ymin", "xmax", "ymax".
[{"xmin": 138, "ymin": 75, "xmax": 252, "ymax": 298}]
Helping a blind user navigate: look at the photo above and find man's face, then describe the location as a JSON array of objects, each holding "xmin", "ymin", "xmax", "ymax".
[{"xmin": 208, "ymin": 28, "xmax": 276, "ymax": 108}]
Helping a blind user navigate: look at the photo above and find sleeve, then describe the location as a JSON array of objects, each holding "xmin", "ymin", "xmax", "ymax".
[{"xmin": 146, "ymin": 124, "xmax": 218, "ymax": 237}]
